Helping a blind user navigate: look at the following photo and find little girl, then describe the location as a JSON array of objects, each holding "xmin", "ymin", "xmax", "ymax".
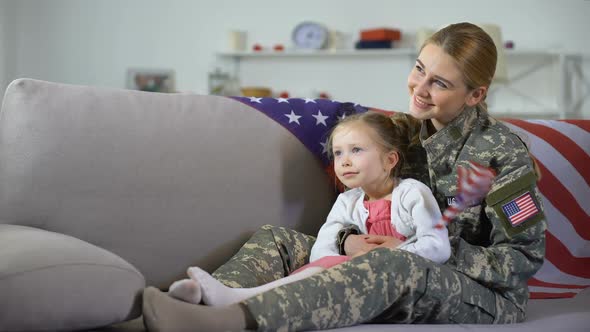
[{"xmin": 167, "ymin": 111, "xmax": 451, "ymax": 307}]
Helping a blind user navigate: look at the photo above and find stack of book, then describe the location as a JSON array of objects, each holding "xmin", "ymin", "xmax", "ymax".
[{"xmin": 355, "ymin": 28, "xmax": 401, "ymax": 49}]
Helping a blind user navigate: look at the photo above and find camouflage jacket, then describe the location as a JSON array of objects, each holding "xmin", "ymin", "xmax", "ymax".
[{"xmin": 418, "ymin": 107, "xmax": 547, "ymax": 313}]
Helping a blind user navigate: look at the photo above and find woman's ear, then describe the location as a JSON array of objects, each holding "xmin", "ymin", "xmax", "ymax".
[{"xmin": 465, "ymin": 86, "xmax": 488, "ymax": 107}]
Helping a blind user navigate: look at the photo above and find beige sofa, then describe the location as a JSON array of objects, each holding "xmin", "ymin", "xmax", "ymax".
[{"xmin": 0, "ymin": 79, "xmax": 588, "ymax": 332}]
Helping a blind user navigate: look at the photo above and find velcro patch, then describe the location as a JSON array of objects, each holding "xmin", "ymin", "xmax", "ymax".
[{"xmin": 501, "ymin": 192, "xmax": 539, "ymax": 227}]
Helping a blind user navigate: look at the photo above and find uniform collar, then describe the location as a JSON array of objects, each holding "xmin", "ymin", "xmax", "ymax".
[{"xmin": 420, "ymin": 107, "xmax": 480, "ymax": 148}]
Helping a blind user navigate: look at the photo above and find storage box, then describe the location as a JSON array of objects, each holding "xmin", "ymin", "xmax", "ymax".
[{"xmin": 360, "ymin": 28, "xmax": 401, "ymax": 41}]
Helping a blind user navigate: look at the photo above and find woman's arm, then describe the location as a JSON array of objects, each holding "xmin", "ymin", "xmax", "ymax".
[{"xmin": 453, "ymin": 161, "xmax": 546, "ymax": 290}]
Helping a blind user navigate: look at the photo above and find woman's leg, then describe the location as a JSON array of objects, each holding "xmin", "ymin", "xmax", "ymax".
[
  {"xmin": 242, "ymin": 248, "xmax": 523, "ymax": 330},
  {"xmin": 189, "ymin": 266, "xmax": 324, "ymax": 307},
  {"xmin": 143, "ymin": 248, "xmax": 522, "ymax": 331},
  {"xmin": 211, "ymin": 224, "xmax": 316, "ymax": 288},
  {"xmin": 143, "ymin": 287, "xmax": 253, "ymax": 332},
  {"xmin": 143, "ymin": 249, "xmax": 422, "ymax": 331}
]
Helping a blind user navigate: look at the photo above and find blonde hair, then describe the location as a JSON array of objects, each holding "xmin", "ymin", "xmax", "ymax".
[
  {"xmin": 423, "ymin": 22, "xmax": 497, "ymax": 112},
  {"xmin": 326, "ymin": 111, "xmax": 420, "ymax": 179}
]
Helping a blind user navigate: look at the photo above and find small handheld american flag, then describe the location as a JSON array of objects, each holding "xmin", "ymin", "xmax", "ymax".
[{"xmin": 436, "ymin": 161, "xmax": 496, "ymax": 228}]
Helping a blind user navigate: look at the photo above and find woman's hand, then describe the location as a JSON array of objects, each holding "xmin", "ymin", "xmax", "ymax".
[{"xmin": 343, "ymin": 234, "xmax": 378, "ymax": 257}]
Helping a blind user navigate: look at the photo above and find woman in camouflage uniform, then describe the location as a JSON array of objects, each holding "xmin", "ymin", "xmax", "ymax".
[{"xmin": 142, "ymin": 22, "xmax": 546, "ymax": 332}]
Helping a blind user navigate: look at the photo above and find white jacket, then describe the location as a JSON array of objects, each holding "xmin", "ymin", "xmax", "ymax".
[{"xmin": 309, "ymin": 178, "xmax": 450, "ymax": 264}]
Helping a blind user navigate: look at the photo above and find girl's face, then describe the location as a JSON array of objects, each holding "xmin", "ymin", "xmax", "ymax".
[
  {"xmin": 407, "ymin": 43, "xmax": 485, "ymax": 131},
  {"xmin": 331, "ymin": 123, "xmax": 397, "ymax": 195}
]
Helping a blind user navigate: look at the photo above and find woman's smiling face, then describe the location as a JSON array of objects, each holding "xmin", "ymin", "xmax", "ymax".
[{"xmin": 407, "ymin": 43, "xmax": 483, "ymax": 131}]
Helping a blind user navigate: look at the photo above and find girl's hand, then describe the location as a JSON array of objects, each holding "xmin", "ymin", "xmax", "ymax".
[
  {"xmin": 364, "ymin": 235, "xmax": 404, "ymax": 249},
  {"xmin": 344, "ymin": 234, "xmax": 378, "ymax": 256}
]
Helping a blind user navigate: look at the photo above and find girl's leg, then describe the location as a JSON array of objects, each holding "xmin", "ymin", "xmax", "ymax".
[
  {"xmin": 167, "ymin": 278, "xmax": 202, "ymax": 304},
  {"xmin": 189, "ymin": 266, "xmax": 324, "ymax": 307}
]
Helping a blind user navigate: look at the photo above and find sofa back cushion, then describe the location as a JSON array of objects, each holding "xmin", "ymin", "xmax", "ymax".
[{"xmin": 0, "ymin": 79, "xmax": 336, "ymax": 287}]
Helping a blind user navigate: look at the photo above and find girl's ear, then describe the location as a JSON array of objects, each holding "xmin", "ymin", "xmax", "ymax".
[
  {"xmin": 465, "ymin": 86, "xmax": 487, "ymax": 107},
  {"xmin": 386, "ymin": 150, "xmax": 400, "ymax": 172}
]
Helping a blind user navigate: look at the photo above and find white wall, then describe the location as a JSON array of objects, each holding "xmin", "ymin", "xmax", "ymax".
[
  {"xmin": 2, "ymin": 0, "xmax": 590, "ymax": 117},
  {"xmin": 0, "ymin": 2, "xmax": 4, "ymax": 100},
  {"xmin": 0, "ymin": 0, "xmax": 14, "ymax": 103}
]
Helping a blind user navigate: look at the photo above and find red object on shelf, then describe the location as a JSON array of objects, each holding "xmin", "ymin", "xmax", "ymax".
[
  {"xmin": 273, "ymin": 44, "xmax": 285, "ymax": 51},
  {"xmin": 279, "ymin": 91, "xmax": 290, "ymax": 98},
  {"xmin": 252, "ymin": 44, "xmax": 263, "ymax": 52},
  {"xmin": 360, "ymin": 28, "xmax": 401, "ymax": 41},
  {"xmin": 319, "ymin": 92, "xmax": 330, "ymax": 99}
]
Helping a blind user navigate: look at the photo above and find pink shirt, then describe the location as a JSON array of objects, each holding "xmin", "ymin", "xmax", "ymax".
[
  {"xmin": 292, "ymin": 199, "xmax": 405, "ymax": 274},
  {"xmin": 364, "ymin": 199, "xmax": 406, "ymax": 241}
]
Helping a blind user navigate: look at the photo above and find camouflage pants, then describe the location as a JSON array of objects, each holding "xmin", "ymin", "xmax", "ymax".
[
  {"xmin": 212, "ymin": 224, "xmax": 316, "ymax": 288},
  {"xmin": 213, "ymin": 225, "xmax": 524, "ymax": 331}
]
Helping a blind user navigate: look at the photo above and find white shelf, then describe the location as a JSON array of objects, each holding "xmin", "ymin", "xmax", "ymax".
[
  {"xmin": 217, "ymin": 48, "xmax": 416, "ymax": 58},
  {"xmin": 215, "ymin": 48, "xmax": 588, "ymax": 119},
  {"xmin": 218, "ymin": 48, "xmax": 577, "ymax": 59}
]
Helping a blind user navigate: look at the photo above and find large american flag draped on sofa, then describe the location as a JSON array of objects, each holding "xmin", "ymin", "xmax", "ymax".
[{"xmin": 230, "ymin": 96, "xmax": 590, "ymax": 300}]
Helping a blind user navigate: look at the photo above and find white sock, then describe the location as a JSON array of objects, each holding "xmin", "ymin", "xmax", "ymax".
[
  {"xmin": 188, "ymin": 266, "xmax": 324, "ymax": 307},
  {"xmin": 168, "ymin": 278, "xmax": 202, "ymax": 304}
]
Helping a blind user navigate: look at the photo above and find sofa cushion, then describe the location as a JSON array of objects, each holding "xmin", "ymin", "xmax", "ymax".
[{"xmin": 0, "ymin": 224, "xmax": 145, "ymax": 332}]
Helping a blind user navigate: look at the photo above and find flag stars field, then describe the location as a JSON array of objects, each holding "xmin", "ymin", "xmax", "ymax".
[
  {"xmin": 232, "ymin": 96, "xmax": 368, "ymax": 166},
  {"xmin": 284, "ymin": 110, "xmax": 302, "ymax": 124},
  {"xmin": 312, "ymin": 111, "xmax": 329, "ymax": 126}
]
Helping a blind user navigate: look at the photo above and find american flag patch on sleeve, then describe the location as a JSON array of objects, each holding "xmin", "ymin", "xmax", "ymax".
[{"xmin": 501, "ymin": 192, "xmax": 539, "ymax": 226}]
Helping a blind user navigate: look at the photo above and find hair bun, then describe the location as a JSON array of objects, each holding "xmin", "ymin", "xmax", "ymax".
[{"xmin": 390, "ymin": 112, "xmax": 421, "ymax": 147}]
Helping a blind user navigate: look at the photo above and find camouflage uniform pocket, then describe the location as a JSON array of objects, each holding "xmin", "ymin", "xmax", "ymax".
[{"xmin": 450, "ymin": 277, "xmax": 496, "ymax": 324}]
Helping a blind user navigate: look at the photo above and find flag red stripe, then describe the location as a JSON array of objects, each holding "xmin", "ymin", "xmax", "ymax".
[
  {"xmin": 511, "ymin": 207, "xmax": 535, "ymax": 219},
  {"xmin": 516, "ymin": 195, "xmax": 532, "ymax": 204},
  {"xmin": 514, "ymin": 202, "xmax": 536, "ymax": 216},
  {"xmin": 528, "ymin": 277, "xmax": 589, "ymax": 289},
  {"xmin": 516, "ymin": 200, "xmax": 534, "ymax": 211},
  {"xmin": 536, "ymin": 161, "xmax": 590, "ymax": 240},
  {"xmin": 529, "ymin": 292, "xmax": 577, "ymax": 299},
  {"xmin": 545, "ymin": 231, "xmax": 590, "ymax": 278},
  {"xmin": 517, "ymin": 206, "xmax": 536, "ymax": 217},
  {"xmin": 516, "ymin": 201, "xmax": 532, "ymax": 209},
  {"xmin": 504, "ymin": 119, "xmax": 590, "ymax": 186}
]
